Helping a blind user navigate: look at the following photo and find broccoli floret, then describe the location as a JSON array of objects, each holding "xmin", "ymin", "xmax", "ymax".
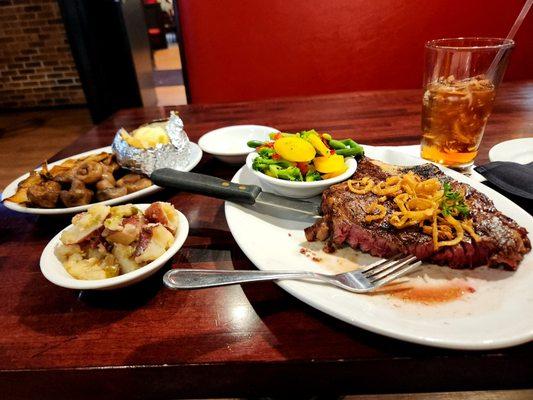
[
  {"xmin": 265, "ymin": 165, "xmax": 282, "ymax": 178},
  {"xmin": 305, "ymin": 170, "xmax": 322, "ymax": 182},
  {"xmin": 258, "ymin": 147, "xmax": 275, "ymax": 158},
  {"xmin": 253, "ymin": 157, "xmax": 292, "ymax": 169},
  {"xmin": 277, "ymin": 166, "xmax": 303, "ymax": 181},
  {"xmin": 252, "ymin": 156, "xmax": 269, "ymax": 171}
]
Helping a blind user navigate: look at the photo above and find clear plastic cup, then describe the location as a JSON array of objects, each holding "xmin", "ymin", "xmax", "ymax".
[{"xmin": 420, "ymin": 38, "xmax": 514, "ymax": 169}]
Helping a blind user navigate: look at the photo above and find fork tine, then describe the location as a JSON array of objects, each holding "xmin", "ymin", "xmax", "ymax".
[
  {"xmin": 363, "ymin": 254, "xmax": 414, "ymax": 280},
  {"xmin": 370, "ymin": 259, "xmax": 422, "ymax": 290},
  {"xmin": 360, "ymin": 254, "xmax": 403, "ymax": 274}
]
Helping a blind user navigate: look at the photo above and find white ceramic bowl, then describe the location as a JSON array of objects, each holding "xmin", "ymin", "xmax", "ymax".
[
  {"xmin": 246, "ymin": 153, "xmax": 357, "ymax": 198},
  {"xmin": 198, "ymin": 125, "xmax": 279, "ymax": 164},
  {"xmin": 40, "ymin": 204, "xmax": 189, "ymax": 290}
]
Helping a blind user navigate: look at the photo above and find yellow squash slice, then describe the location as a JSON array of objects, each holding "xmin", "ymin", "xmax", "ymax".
[
  {"xmin": 313, "ymin": 154, "xmax": 345, "ymax": 173},
  {"xmin": 273, "ymin": 137, "xmax": 316, "ymax": 162}
]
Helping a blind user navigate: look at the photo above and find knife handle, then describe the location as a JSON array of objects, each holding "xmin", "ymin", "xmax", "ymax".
[{"xmin": 150, "ymin": 168, "xmax": 262, "ymax": 204}]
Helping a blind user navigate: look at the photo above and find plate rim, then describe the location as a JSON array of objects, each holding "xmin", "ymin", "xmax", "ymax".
[
  {"xmin": 488, "ymin": 137, "xmax": 533, "ymax": 163},
  {"xmin": 2, "ymin": 143, "xmax": 202, "ymax": 215},
  {"xmin": 225, "ymin": 146, "xmax": 533, "ymax": 350}
]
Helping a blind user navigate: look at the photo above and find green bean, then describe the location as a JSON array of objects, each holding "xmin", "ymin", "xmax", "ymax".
[
  {"xmin": 247, "ymin": 140, "xmax": 264, "ymax": 148},
  {"xmin": 328, "ymin": 139, "xmax": 347, "ymax": 150},
  {"xmin": 341, "ymin": 139, "xmax": 360, "ymax": 149},
  {"xmin": 335, "ymin": 147, "xmax": 364, "ymax": 157}
]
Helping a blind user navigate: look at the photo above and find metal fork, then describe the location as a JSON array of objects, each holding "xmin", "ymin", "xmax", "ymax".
[{"xmin": 163, "ymin": 255, "xmax": 421, "ymax": 293}]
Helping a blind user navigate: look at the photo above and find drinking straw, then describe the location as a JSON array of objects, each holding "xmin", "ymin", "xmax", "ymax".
[{"xmin": 487, "ymin": 0, "xmax": 533, "ymax": 80}]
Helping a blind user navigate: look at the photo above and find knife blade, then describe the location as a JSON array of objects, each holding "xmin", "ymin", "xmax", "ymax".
[
  {"xmin": 251, "ymin": 191, "xmax": 320, "ymax": 220},
  {"xmin": 150, "ymin": 168, "xmax": 320, "ymax": 220}
]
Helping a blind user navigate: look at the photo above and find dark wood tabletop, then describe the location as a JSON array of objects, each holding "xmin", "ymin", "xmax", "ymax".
[{"xmin": 1, "ymin": 82, "xmax": 532, "ymax": 399}]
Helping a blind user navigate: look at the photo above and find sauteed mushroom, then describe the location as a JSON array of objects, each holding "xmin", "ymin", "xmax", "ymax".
[
  {"xmin": 54, "ymin": 172, "xmax": 73, "ymax": 184},
  {"xmin": 95, "ymin": 172, "xmax": 116, "ymax": 191},
  {"xmin": 116, "ymin": 174, "xmax": 152, "ymax": 193},
  {"xmin": 73, "ymin": 161, "xmax": 103, "ymax": 184},
  {"xmin": 100, "ymin": 155, "xmax": 120, "ymax": 174},
  {"xmin": 27, "ymin": 181, "xmax": 61, "ymax": 208},
  {"xmin": 60, "ymin": 179, "xmax": 93, "ymax": 207},
  {"xmin": 96, "ymin": 186, "xmax": 127, "ymax": 202},
  {"xmin": 126, "ymin": 178, "xmax": 151, "ymax": 193},
  {"xmin": 103, "ymin": 161, "xmax": 120, "ymax": 174}
]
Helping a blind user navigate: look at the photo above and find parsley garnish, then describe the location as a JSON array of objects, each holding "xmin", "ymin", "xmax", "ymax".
[{"xmin": 441, "ymin": 182, "xmax": 469, "ymax": 217}]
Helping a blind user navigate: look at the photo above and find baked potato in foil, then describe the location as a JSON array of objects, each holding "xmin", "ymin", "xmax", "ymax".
[{"xmin": 112, "ymin": 111, "xmax": 191, "ymax": 175}]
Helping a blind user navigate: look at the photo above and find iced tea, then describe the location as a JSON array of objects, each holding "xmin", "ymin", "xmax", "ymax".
[{"xmin": 421, "ymin": 75, "xmax": 496, "ymax": 167}]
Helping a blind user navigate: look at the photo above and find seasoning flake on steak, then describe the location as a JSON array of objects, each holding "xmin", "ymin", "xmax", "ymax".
[{"xmin": 305, "ymin": 157, "xmax": 531, "ymax": 270}]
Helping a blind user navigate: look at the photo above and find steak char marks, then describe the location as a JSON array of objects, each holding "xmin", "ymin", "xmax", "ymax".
[{"xmin": 305, "ymin": 157, "xmax": 531, "ymax": 270}]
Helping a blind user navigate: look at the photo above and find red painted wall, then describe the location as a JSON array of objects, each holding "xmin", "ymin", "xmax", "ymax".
[{"xmin": 177, "ymin": 0, "xmax": 533, "ymax": 103}]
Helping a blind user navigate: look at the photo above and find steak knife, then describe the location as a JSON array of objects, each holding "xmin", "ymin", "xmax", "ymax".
[{"xmin": 150, "ymin": 168, "xmax": 320, "ymax": 220}]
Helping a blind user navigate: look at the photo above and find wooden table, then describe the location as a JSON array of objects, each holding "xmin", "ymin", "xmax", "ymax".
[{"xmin": 1, "ymin": 82, "xmax": 532, "ymax": 399}]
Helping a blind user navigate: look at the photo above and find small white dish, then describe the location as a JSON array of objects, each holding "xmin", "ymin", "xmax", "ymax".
[
  {"xmin": 40, "ymin": 204, "xmax": 189, "ymax": 290},
  {"xmin": 198, "ymin": 125, "xmax": 279, "ymax": 164},
  {"xmin": 246, "ymin": 152, "xmax": 357, "ymax": 198},
  {"xmin": 2, "ymin": 144, "xmax": 202, "ymax": 215},
  {"xmin": 489, "ymin": 138, "xmax": 533, "ymax": 164}
]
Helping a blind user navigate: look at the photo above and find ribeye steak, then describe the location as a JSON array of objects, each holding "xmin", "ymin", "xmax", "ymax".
[{"xmin": 305, "ymin": 157, "xmax": 531, "ymax": 270}]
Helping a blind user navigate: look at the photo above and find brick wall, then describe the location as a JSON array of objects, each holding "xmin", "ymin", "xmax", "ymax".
[{"xmin": 0, "ymin": 0, "xmax": 86, "ymax": 109}]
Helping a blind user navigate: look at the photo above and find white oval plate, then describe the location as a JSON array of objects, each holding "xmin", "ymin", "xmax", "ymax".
[
  {"xmin": 198, "ymin": 125, "xmax": 278, "ymax": 164},
  {"xmin": 40, "ymin": 204, "xmax": 189, "ymax": 290},
  {"xmin": 2, "ymin": 143, "xmax": 203, "ymax": 215},
  {"xmin": 489, "ymin": 138, "xmax": 533, "ymax": 164},
  {"xmin": 225, "ymin": 145, "xmax": 533, "ymax": 350}
]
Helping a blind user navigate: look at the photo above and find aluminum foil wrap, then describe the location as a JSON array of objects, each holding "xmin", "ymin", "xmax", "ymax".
[{"xmin": 112, "ymin": 111, "xmax": 191, "ymax": 175}]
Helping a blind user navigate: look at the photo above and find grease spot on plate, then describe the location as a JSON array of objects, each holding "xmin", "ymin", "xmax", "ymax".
[{"xmin": 389, "ymin": 283, "xmax": 475, "ymax": 304}]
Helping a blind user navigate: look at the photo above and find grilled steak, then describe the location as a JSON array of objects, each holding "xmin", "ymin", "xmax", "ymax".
[{"xmin": 305, "ymin": 157, "xmax": 531, "ymax": 270}]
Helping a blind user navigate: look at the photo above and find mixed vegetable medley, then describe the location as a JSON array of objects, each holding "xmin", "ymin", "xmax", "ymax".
[{"xmin": 247, "ymin": 130, "xmax": 363, "ymax": 182}]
